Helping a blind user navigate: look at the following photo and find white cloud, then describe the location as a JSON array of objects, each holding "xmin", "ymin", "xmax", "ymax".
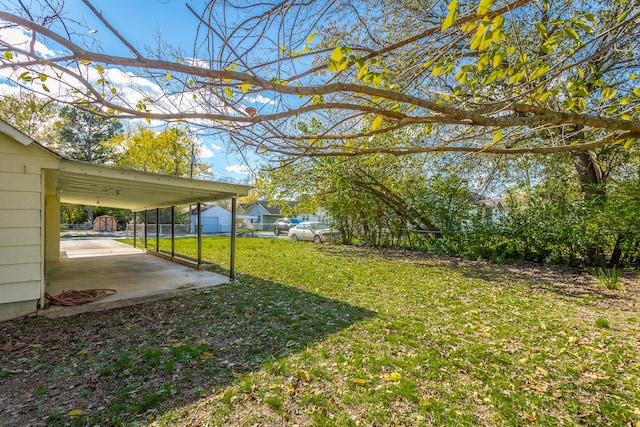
[
  {"xmin": 246, "ymin": 95, "xmax": 275, "ymax": 106},
  {"xmin": 210, "ymin": 143, "xmax": 222, "ymax": 150},
  {"xmin": 226, "ymin": 164, "xmax": 251, "ymax": 175},
  {"xmin": 200, "ymin": 145, "xmax": 214, "ymax": 158},
  {"xmin": 0, "ymin": 26, "xmax": 248, "ymax": 128},
  {"xmin": 0, "ymin": 82, "xmax": 20, "ymax": 96},
  {"xmin": 1, "ymin": 27, "xmax": 56, "ymax": 57}
]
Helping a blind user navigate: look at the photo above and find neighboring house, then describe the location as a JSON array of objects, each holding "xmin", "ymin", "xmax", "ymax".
[
  {"xmin": 242, "ymin": 200, "xmax": 329, "ymax": 230},
  {"xmin": 299, "ymin": 208, "xmax": 329, "ymax": 223},
  {"xmin": 190, "ymin": 204, "xmax": 233, "ymax": 233},
  {"xmin": 0, "ymin": 120, "xmax": 251, "ymax": 321},
  {"xmin": 242, "ymin": 200, "xmax": 292, "ymax": 230},
  {"xmin": 468, "ymin": 192, "xmax": 507, "ymax": 226}
]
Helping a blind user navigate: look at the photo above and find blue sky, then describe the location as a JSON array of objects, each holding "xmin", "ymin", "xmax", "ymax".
[
  {"xmin": 5, "ymin": 0, "xmax": 258, "ymax": 183},
  {"xmin": 64, "ymin": 0, "xmax": 202, "ymax": 56}
]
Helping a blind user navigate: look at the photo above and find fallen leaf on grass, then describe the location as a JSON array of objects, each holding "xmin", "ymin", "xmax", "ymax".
[
  {"xmin": 30, "ymin": 363, "xmax": 47, "ymax": 372},
  {"xmin": 529, "ymin": 383, "xmax": 549, "ymax": 393},
  {"xmin": 536, "ymin": 367, "xmax": 548, "ymax": 377},
  {"xmin": 583, "ymin": 372, "xmax": 609, "ymax": 380},
  {"xmin": 297, "ymin": 369, "xmax": 311, "ymax": 382},
  {"xmin": 68, "ymin": 409, "xmax": 83, "ymax": 419},
  {"xmin": 352, "ymin": 378, "xmax": 368, "ymax": 385},
  {"xmin": 383, "ymin": 372, "xmax": 402, "ymax": 382},
  {"xmin": 419, "ymin": 398, "xmax": 431, "ymax": 407},
  {"xmin": 525, "ymin": 376, "xmax": 549, "ymax": 392}
]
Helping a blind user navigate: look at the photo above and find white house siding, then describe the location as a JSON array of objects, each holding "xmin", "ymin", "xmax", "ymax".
[
  {"xmin": 190, "ymin": 205, "xmax": 233, "ymax": 233},
  {"xmin": 243, "ymin": 203, "xmax": 275, "ymax": 230},
  {"xmin": 0, "ymin": 133, "xmax": 58, "ymax": 321}
]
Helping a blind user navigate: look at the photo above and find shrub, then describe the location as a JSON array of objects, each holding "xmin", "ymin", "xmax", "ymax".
[{"xmin": 593, "ymin": 266, "xmax": 623, "ymax": 291}]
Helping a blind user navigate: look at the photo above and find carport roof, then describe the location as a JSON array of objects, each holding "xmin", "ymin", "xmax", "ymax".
[
  {"xmin": 1, "ymin": 119, "xmax": 251, "ymax": 211},
  {"xmin": 55, "ymin": 159, "xmax": 252, "ymax": 211}
]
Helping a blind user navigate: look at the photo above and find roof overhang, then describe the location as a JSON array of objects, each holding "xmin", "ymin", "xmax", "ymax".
[
  {"xmin": 0, "ymin": 120, "xmax": 34, "ymax": 146},
  {"xmin": 55, "ymin": 159, "xmax": 252, "ymax": 211}
]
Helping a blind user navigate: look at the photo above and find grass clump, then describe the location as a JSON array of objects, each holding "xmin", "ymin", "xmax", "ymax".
[
  {"xmin": 595, "ymin": 317, "xmax": 610, "ymax": 328},
  {"xmin": 593, "ymin": 266, "xmax": 623, "ymax": 291}
]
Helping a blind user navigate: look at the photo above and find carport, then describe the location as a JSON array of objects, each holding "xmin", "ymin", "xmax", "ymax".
[
  {"xmin": 1, "ymin": 122, "xmax": 254, "ymax": 321},
  {"xmin": 43, "ymin": 159, "xmax": 252, "ymax": 314}
]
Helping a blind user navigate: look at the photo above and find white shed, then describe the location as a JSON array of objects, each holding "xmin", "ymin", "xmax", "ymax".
[{"xmin": 190, "ymin": 205, "xmax": 233, "ymax": 233}]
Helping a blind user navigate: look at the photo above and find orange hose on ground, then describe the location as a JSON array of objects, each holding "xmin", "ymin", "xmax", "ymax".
[{"xmin": 45, "ymin": 289, "xmax": 117, "ymax": 306}]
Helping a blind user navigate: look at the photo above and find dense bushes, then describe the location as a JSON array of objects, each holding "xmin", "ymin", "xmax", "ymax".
[{"xmin": 410, "ymin": 184, "xmax": 640, "ymax": 268}]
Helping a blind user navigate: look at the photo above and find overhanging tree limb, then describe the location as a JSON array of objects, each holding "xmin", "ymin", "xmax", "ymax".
[{"xmin": 0, "ymin": 0, "xmax": 638, "ymax": 157}]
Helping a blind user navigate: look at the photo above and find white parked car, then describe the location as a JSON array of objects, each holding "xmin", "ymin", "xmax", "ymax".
[{"xmin": 288, "ymin": 222, "xmax": 337, "ymax": 243}]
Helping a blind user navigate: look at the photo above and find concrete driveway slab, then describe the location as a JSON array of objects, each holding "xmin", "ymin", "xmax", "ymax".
[{"xmin": 43, "ymin": 238, "xmax": 230, "ymax": 318}]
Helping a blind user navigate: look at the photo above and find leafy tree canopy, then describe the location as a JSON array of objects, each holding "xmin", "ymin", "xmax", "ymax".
[
  {"xmin": 0, "ymin": 0, "xmax": 637, "ymax": 159},
  {"xmin": 106, "ymin": 125, "xmax": 211, "ymax": 178},
  {"xmin": 55, "ymin": 105, "xmax": 123, "ymax": 163},
  {"xmin": 0, "ymin": 91, "xmax": 58, "ymax": 140}
]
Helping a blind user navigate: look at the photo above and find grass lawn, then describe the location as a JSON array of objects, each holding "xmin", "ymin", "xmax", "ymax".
[{"xmin": 1, "ymin": 237, "xmax": 639, "ymax": 426}]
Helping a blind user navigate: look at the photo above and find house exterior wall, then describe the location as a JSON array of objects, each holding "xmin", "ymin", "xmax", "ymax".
[
  {"xmin": 45, "ymin": 194, "xmax": 61, "ymax": 262},
  {"xmin": 243, "ymin": 203, "xmax": 275, "ymax": 230},
  {"xmin": 243, "ymin": 202, "xmax": 329, "ymax": 229},
  {"xmin": 298, "ymin": 208, "xmax": 329, "ymax": 223},
  {"xmin": 0, "ymin": 133, "xmax": 59, "ymax": 321}
]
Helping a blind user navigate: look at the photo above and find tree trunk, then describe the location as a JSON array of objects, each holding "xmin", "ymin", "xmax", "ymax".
[
  {"xmin": 570, "ymin": 151, "xmax": 606, "ymax": 199},
  {"xmin": 609, "ymin": 235, "xmax": 623, "ymax": 267},
  {"xmin": 354, "ymin": 177, "xmax": 440, "ymax": 234},
  {"xmin": 570, "ymin": 148, "xmax": 619, "ymax": 266}
]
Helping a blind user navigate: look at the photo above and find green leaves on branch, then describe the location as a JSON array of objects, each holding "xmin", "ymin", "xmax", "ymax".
[
  {"xmin": 442, "ymin": 0, "xmax": 458, "ymax": 30},
  {"xmin": 17, "ymin": 71, "xmax": 51, "ymax": 93},
  {"xmin": 371, "ymin": 115, "xmax": 384, "ymax": 131},
  {"xmin": 529, "ymin": 64, "xmax": 550, "ymax": 81},
  {"xmin": 477, "ymin": 53, "xmax": 489, "ymax": 71},
  {"xmin": 563, "ymin": 26, "xmax": 580, "ymax": 43},
  {"xmin": 431, "ymin": 62, "xmax": 453, "ymax": 77},
  {"xmin": 455, "ymin": 65, "xmax": 474, "ymax": 85},
  {"xmin": 328, "ymin": 46, "xmax": 350, "ymax": 72},
  {"xmin": 601, "ymin": 87, "xmax": 617, "ymax": 101},
  {"xmin": 327, "ymin": 48, "xmax": 388, "ymax": 89},
  {"xmin": 477, "ymin": 0, "xmax": 493, "ymax": 16},
  {"xmin": 492, "ymin": 130, "xmax": 502, "ymax": 143}
]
